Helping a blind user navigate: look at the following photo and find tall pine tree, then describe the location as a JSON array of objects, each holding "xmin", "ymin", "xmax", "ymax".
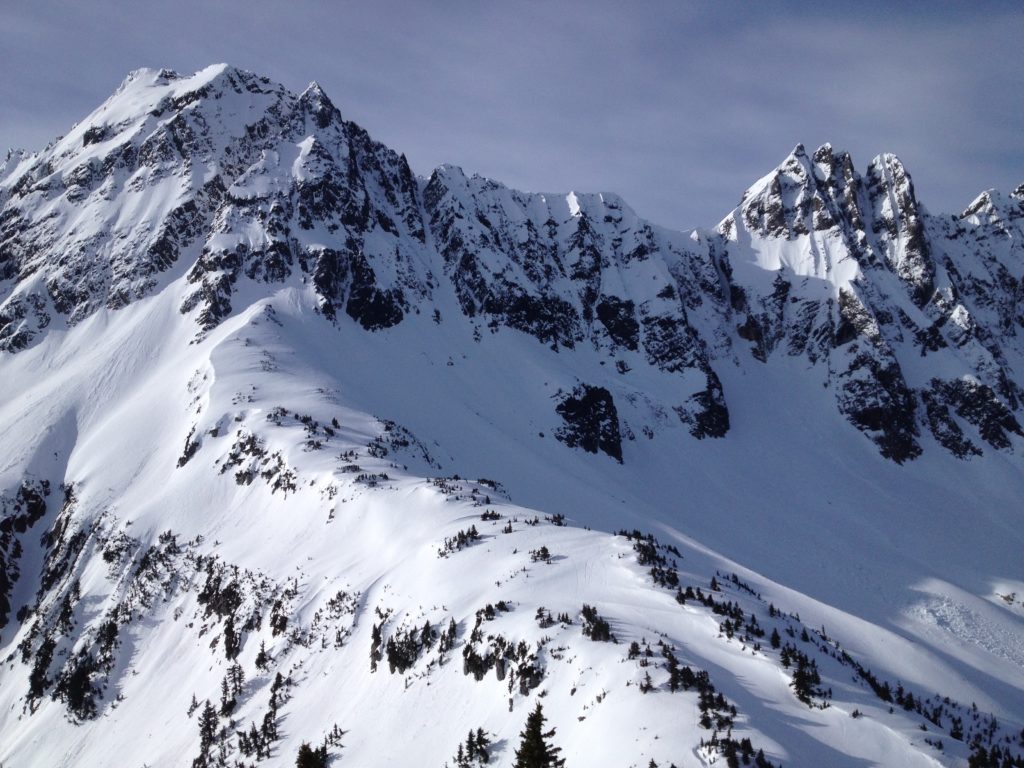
[{"xmin": 514, "ymin": 702, "xmax": 565, "ymax": 768}]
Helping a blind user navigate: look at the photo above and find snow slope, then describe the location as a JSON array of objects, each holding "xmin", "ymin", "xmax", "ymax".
[{"xmin": 1, "ymin": 66, "xmax": 1023, "ymax": 767}]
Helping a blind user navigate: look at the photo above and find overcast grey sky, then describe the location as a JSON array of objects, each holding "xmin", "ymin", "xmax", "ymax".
[{"xmin": 3, "ymin": 1, "xmax": 1022, "ymax": 229}]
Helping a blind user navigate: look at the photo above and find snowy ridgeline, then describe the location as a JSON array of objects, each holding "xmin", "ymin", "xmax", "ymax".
[
  {"xmin": 1, "ymin": 359, "xmax": 1017, "ymax": 767},
  {"xmin": 0, "ymin": 65, "xmax": 1023, "ymax": 767}
]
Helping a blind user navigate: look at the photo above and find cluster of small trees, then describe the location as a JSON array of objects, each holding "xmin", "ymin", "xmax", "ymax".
[
  {"xmin": 626, "ymin": 638, "xmax": 738, "ymax": 732},
  {"xmin": 779, "ymin": 644, "xmax": 824, "ymax": 705},
  {"xmin": 385, "ymin": 620, "xmax": 437, "ymax": 674},
  {"xmin": 462, "ymin": 633, "xmax": 531, "ymax": 684},
  {"xmin": 292, "ymin": 724, "xmax": 342, "ymax": 767},
  {"xmin": 699, "ymin": 732, "xmax": 777, "ymax": 768},
  {"xmin": 438, "ymin": 617, "xmax": 458, "ymax": 656},
  {"xmin": 650, "ymin": 563, "xmax": 679, "ymax": 589},
  {"xmin": 535, "ymin": 607, "xmax": 571, "ymax": 628},
  {"xmin": 218, "ymin": 662, "xmax": 245, "ymax": 715},
  {"xmin": 719, "ymin": 611, "xmax": 764, "ymax": 643},
  {"xmin": 580, "ymin": 604, "xmax": 614, "ymax": 642},
  {"xmin": 196, "ymin": 565, "xmax": 243, "ymax": 621},
  {"xmin": 27, "ymin": 636, "xmax": 55, "ymax": 703},
  {"xmin": 52, "ymin": 648, "xmax": 100, "ymax": 719},
  {"xmin": 449, "ymin": 728, "xmax": 492, "ymax": 766},
  {"xmin": 460, "ymin": 604, "xmax": 543, "ymax": 694},
  {"xmin": 443, "ymin": 705, "xmax": 565, "ymax": 768},
  {"xmin": 219, "ymin": 430, "xmax": 266, "ymax": 484},
  {"xmin": 295, "ymin": 742, "xmax": 328, "ymax": 768},
  {"xmin": 439, "ymin": 525, "xmax": 481, "ymax": 557},
  {"xmin": 236, "ymin": 671, "xmax": 289, "ymax": 760},
  {"xmin": 370, "ymin": 615, "xmax": 457, "ymax": 674},
  {"xmin": 353, "ymin": 472, "xmax": 390, "ymax": 487},
  {"xmin": 256, "ymin": 639, "xmax": 271, "ymax": 670},
  {"xmin": 967, "ymin": 744, "xmax": 1024, "ymax": 768},
  {"xmin": 529, "ymin": 546, "xmax": 552, "ymax": 563}
]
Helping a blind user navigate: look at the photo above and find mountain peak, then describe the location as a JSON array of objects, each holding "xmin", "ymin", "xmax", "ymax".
[
  {"xmin": 428, "ymin": 163, "xmax": 469, "ymax": 187},
  {"xmin": 811, "ymin": 142, "xmax": 834, "ymax": 163},
  {"xmin": 864, "ymin": 151, "xmax": 919, "ymax": 211},
  {"xmin": 299, "ymin": 80, "xmax": 341, "ymax": 127},
  {"xmin": 962, "ymin": 189, "xmax": 999, "ymax": 218},
  {"xmin": 778, "ymin": 143, "xmax": 813, "ymax": 176},
  {"xmin": 867, "ymin": 150, "xmax": 907, "ymax": 174},
  {"xmin": 99, "ymin": 64, "xmax": 285, "ymax": 131},
  {"xmin": 114, "ymin": 63, "xmax": 249, "ymax": 97},
  {"xmin": 960, "ymin": 187, "xmax": 1024, "ymax": 225},
  {"xmin": 117, "ymin": 66, "xmax": 181, "ymax": 90},
  {"xmin": 302, "ymin": 80, "xmax": 327, "ymax": 97}
]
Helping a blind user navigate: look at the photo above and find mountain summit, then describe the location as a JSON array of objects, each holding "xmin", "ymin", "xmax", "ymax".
[{"xmin": 1, "ymin": 66, "xmax": 1023, "ymax": 767}]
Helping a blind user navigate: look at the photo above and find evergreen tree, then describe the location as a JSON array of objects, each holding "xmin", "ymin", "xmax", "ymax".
[
  {"xmin": 220, "ymin": 675, "xmax": 235, "ymax": 715},
  {"xmin": 514, "ymin": 702, "xmax": 565, "ymax": 768},
  {"xmin": 224, "ymin": 614, "xmax": 241, "ymax": 659},
  {"xmin": 255, "ymin": 639, "xmax": 269, "ymax": 670},
  {"xmin": 475, "ymin": 728, "xmax": 491, "ymax": 763},
  {"xmin": 198, "ymin": 700, "xmax": 218, "ymax": 751},
  {"xmin": 640, "ymin": 670, "xmax": 654, "ymax": 693},
  {"xmin": 296, "ymin": 741, "xmax": 328, "ymax": 768},
  {"xmin": 192, "ymin": 699, "xmax": 219, "ymax": 767}
]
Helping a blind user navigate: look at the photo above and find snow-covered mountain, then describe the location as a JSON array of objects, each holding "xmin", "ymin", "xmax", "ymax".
[{"xmin": 1, "ymin": 64, "xmax": 1023, "ymax": 767}]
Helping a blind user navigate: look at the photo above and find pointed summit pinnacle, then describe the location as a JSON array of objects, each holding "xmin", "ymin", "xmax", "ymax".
[
  {"xmin": 299, "ymin": 80, "xmax": 339, "ymax": 128},
  {"xmin": 302, "ymin": 80, "xmax": 327, "ymax": 98}
]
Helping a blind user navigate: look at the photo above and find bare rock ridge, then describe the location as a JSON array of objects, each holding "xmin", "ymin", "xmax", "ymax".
[{"xmin": 1, "ymin": 65, "xmax": 1022, "ymax": 463}]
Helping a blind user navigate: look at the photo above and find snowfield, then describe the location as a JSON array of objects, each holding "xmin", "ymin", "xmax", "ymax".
[{"xmin": 1, "ymin": 65, "xmax": 1022, "ymax": 767}]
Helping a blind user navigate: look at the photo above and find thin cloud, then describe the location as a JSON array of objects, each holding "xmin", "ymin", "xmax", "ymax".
[{"xmin": 2, "ymin": 0, "xmax": 1021, "ymax": 229}]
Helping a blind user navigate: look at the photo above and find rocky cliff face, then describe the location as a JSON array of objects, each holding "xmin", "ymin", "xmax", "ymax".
[
  {"xmin": 717, "ymin": 143, "xmax": 1023, "ymax": 461},
  {"xmin": 0, "ymin": 65, "xmax": 433, "ymax": 348},
  {"xmin": 422, "ymin": 166, "xmax": 731, "ymax": 439},
  {"xmin": 2, "ymin": 66, "xmax": 1022, "ymax": 465}
]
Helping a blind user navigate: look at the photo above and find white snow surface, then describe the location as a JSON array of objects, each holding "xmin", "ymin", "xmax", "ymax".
[{"xmin": 0, "ymin": 66, "xmax": 1022, "ymax": 768}]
